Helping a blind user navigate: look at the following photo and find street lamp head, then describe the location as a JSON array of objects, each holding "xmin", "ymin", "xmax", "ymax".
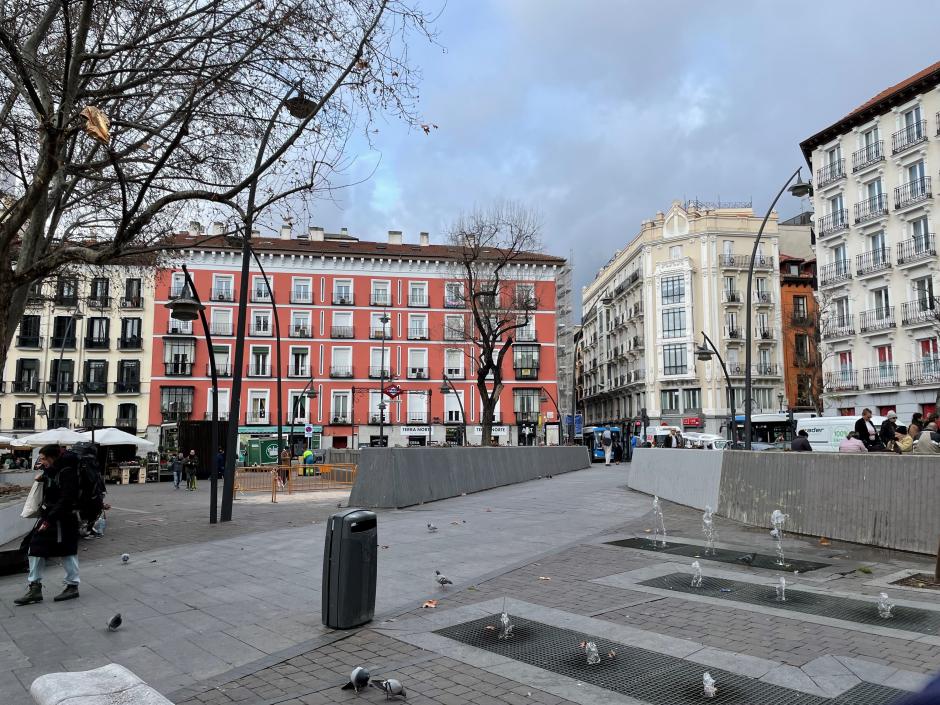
[
  {"xmin": 71, "ymin": 391, "xmax": 85, "ymax": 403},
  {"xmin": 71, "ymin": 307, "xmax": 85, "ymax": 320},
  {"xmin": 379, "ymin": 313, "xmax": 390, "ymax": 324},
  {"xmin": 788, "ymin": 170, "xmax": 813, "ymax": 199},
  {"xmin": 439, "ymin": 384, "xmax": 450, "ymax": 394},
  {"xmin": 165, "ymin": 294, "xmax": 203, "ymax": 322},
  {"xmin": 695, "ymin": 344, "xmax": 714, "ymax": 362},
  {"xmin": 305, "ymin": 388, "xmax": 318, "ymax": 399}
]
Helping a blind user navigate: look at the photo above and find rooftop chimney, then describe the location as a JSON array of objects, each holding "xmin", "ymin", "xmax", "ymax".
[
  {"xmin": 279, "ymin": 222, "xmax": 292, "ymax": 240},
  {"xmin": 188, "ymin": 220, "xmax": 203, "ymax": 236},
  {"xmin": 211, "ymin": 221, "xmax": 225, "ymax": 236},
  {"xmin": 340, "ymin": 227, "xmax": 349, "ymax": 236},
  {"xmin": 309, "ymin": 226, "xmax": 325, "ymax": 242},
  {"xmin": 419, "ymin": 231, "xmax": 430, "ymax": 247},
  {"xmin": 388, "ymin": 230, "xmax": 403, "ymax": 245}
]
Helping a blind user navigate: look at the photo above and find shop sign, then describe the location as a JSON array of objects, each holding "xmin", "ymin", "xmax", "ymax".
[
  {"xmin": 400, "ymin": 425, "xmax": 431, "ymax": 435},
  {"xmin": 470, "ymin": 425, "xmax": 508, "ymax": 436},
  {"xmin": 682, "ymin": 416, "xmax": 703, "ymax": 428}
]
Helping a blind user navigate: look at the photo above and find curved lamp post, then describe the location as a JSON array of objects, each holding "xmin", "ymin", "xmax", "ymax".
[
  {"xmin": 743, "ymin": 168, "xmax": 813, "ymax": 450},
  {"xmin": 378, "ymin": 310, "xmax": 390, "ymax": 447},
  {"xmin": 539, "ymin": 386, "xmax": 560, "ymax": 446},
  {"xmin": 71, "ymin": 384, "xmax": 95, "ymax": 444},
  {"xmin": 696, "ymin": 332, "xmax": 738, "ymax": 444},
  {"xmin": 439, "ymin": 379, "xmax": 467, "ymax": 446},
  {"xmin": 288, "ymin": 383, "xmax": 319, "ymax": 454},
  {"xmin": 165, "ymin": 265, "xmax": 220, "ymax": 524}
]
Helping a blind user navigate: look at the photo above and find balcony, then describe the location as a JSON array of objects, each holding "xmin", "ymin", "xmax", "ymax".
[
  {"xmin": 330, "ymin": 325, "xmax": 354, "ymax": 339},
  {"xmin": 755, "ymin": 327, "xmax": 775, "ymax": 341},
  {"xmin": 50, "ymin": 335, "xmax": 76, "ymax": 349},
  {"xmin": 370, "ymin": 327, "xmax": 391, "ymax": 340},
  {"xmin": 790, "ymin": 312, "xmax": 811, "ymax": 326},
  {"xmin": 371, "ymin": 294, "xmax": 391, "ymax": 307},
  {"xmin": 12, "ymin": 416, "xmax": 35, "ymax": 430},
  {"xmin": 822, "ymin": 314, "xmax": 854, "ymax": 339},
  {"xmin": 207, "ymin": 362, "xmax": 232, "ymax": 377},
  {"xmin": 202, "ymin": 412, "xmax": 230, "ymax": 421},
  {"xmin": 892, "ymin": 120, "xmax": 927, "ymax": 154},
  {"xmin": 245, "ymin": 412, "xmax": 268, "ymax": 425},
  {"xmin": 816, "ymin": 210, "xmax": 849, "ymax": 237},
  {"xmin": 11, "ymin": 379, "xmax": 40, "ymax": 393},
  {"xmin": 166, "ymin": 322, "xmax": 193, "ymax": 336},
  {"xmin": 855, "ymin": 248, "xmax": 891, "ymax": 276},
  {"xmin": 408, "ymin": 294, "xmax": 428, "ymax": 307},
  {"xmin": 852, "ymin": 141, "xmax": 884, "ymax": 172},
  {"xmin": 853, "ymin": 194, "xmax": 888, "ymax": 224},
  {"xmin": 16, "ymin": 334, "xmax": 41, "ymax": 348},
  {"xmin": 894, "ymin": 176, "xmax": 931, "ymax": 209},
  {"xmin": 862, "ymin": 365, "xmax": 899, "ymax": 390},
  {"xmin": 289, "ymin": 325, "xmax": 311, "ymax": 339},
  {"xmin": 408, "ymin": 327, "xmax": 429, "ymax": 340},
  {"xmin": 722, "ymin": 290, "xmax": 742, "ymax": 305},
  {"xmin": 54, "ymin": 294, "xmax": 78, "ymax": 307},
  {"xmin": 211, "ymin": 288, "xmax": 234, "ymax": 302},
  {"xmin": 84, "ymin": 336, "xmax": 110, "ymax": 350},
  {"xmin": 444, "ymin": 297, "xmax": 464, "ymax": 309},
  {"xmin": 290, "ymin": 291, "xmax": 312, "ymax": 304},
  {"xmin": 824, "ymin": 370, "xmax": 858, "ymax": 392},
  {"xmin": 897, "ymin": 234, "xmax": 936, "ymax": 265},
  {"xmin": 164, "ymin": 362, "xmax": 193, "ymax": 376},
  {"xmin": 330, "ymin": 412, "xmax": 351, "ymax": 424},
  {"xmin": 906, "ymin": 359, "xmax": 940, "ymax": 386},
  {"xmin": 753, "ymin": 290, "xmax": 773, "ymax": 306},
  {"xmin": 83, "ymin": 380, "xmax": 107, "ymax": 394},
  {"xmin": 406, "ymin": 412, "xmax": 428, "ymax": 424},
  {"xmin": 368, "ymin": 366, "xmax": 391, "ymax": 379},
  {"xmin": 754, "ymin": 363, "xmax": 780, "ymax": 376},
  {"xmin": 332, "ymin": 292, "xmax": 354, "ymax": 305},
  {"xmin": 724, "ymin": 326, "xmax": 743, "ymax": 340},
  {"xmin": 859, "ymin": 307, "xmax": 895, "ymax": 333},
  {"xmin": 900, "ymin": 299, "xmax": 936, "ymax": 326},
  {"xmin": 162, "ymin": 409, "xmax": 192, "ymax": 422},
  {"xmin": 407, "ymin": 367, "xmax": 429, "ymax": 380},
  {"xmin": 816, "ymin": 159, "xmax": 846, "ymax": 187},
  {"xmin": 444, "ymin": 367, "xmax": 463, "ymax": 379},
  {"xmin": 246, "ymin": 363, "xmax": 271, "ymax": 377},
  {"xmin": 87, "ymin": 296, "xmax": 111, "ymax": 309},
  {"xmin": 169, "ymin": 285, "xmax": 185, "ymax": 299},
  {"xmin": 443, "ymin": 326, "xmax": 464, "ymax": 341},
  {"xmin": 630, "ymin": 335, "xmax": 645, "ymax": 351},
  {"xmin": 115, "ymin": 416, "xmax": 138, "ymax": 431},
  {"xmin": 118, "ymin": 336, "xmax": 143, "ymax": 350},
  {"xmin": 514, "ymin": 366, "xmax": 539, "ymax": 380},
  {"xmin": 210, "ymin": 322, "xmax": 233, "ymax": 336},
  {"xmin": 47, "ymin": 380, "xmax": 75, "ymax": 394},
  {"xmin": 250, "ymin": 288, "xmax": 271, "ymax": 303},
  {"xmin": 47, "ymin": 415, "xmax": 69, "ymax": 429},
  {"xmin": 114, "ymin": 381, "xmax": 141, "ymax": 394},
  {"xmin": 819, "ymin": 260, "xmax": 851, "ymax": 287},
  {"xmin": 249, "ymin": 325, "xmax": 272, "ymax": 337},
  {"xmin": 330, "ymin": 366, "xmax": 353, "ymax": 378}
]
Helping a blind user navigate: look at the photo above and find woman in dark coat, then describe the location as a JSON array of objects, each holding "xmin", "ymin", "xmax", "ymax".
[{"xmin": 15, "ymin": 444, "xmax": 81, "ymax": 605}]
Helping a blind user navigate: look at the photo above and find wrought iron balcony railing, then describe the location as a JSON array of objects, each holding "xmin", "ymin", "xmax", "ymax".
[
  {"xmin": 853, "ymin": 193, "xmax": 888, "ymax": 223},
  {"xmin": 894, "ymin": 176, "xmax": 931, "ymax": 209},
  {"xmin": 897, "ymin": 234, "xmax": 936, "ymax": 264},
  {"xmin": 855, "ymin": 248, "xmax": 891, "ymax": 276},
  {"xmin": 852, "ymin": 141, "xmax": 884, "ymax": 171},
  {"xmin": 892, "ymin": 120, "xmax": 927, "ymax": 154},
  {"xmin": 816, "ymin": 159, "xmax": 845, "ymax": 187}
]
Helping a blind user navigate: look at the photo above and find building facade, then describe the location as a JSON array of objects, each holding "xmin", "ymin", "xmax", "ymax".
[
  {"xmin": 800, "ymin": 61, "xmax": 940, "ymax": 419},
  {"xmin": 0, "ymin": 270, "xmax": 155, "ymax": 436},
  {"xmin": 554, "ymin": 263, "xmax": 575, "ymax": 435},
  {"xmin": 148, "ymin": 227, "xmax": 565, "ymax": 450},
  {"xmin": 579, "ymin": 201, "xmax": 786, "ymax": 436},
  {"xmin": 779, "ymin": 253, "xmax": 821, "ymax": 412}
]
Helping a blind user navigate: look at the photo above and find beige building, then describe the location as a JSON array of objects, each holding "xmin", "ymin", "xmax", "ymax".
[
  {"xmin": 800, "ymin": 61, "xmax": 940, "ymax": 418},
  {"xmin": 579, "ymin": 201, "xmax": 786, "ymax": 436},
  {"xmin": 1, "ymin": 269, "xmax": 155, "ymax": 437}
]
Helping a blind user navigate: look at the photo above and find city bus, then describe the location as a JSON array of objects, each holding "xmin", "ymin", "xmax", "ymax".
[{"xmin": 582, "ymin": 426, "xmax": 622, "ymax": 461}]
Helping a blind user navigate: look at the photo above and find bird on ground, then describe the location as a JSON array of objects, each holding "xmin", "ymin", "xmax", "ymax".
[
  {"xmin": 435, "ymin": 570, "xmax": 453, "ymax": 588},
  {"xmin": 341, "ymin": 666, "xmax": 371, "ymax": 693},
  {"xmin": 427, "ymin": 522, "xmax": 438, "ymax": 533},
  {"xmin": 121, "ymin": 553, "xmax": 130, "ymax": 564},
  {"xmin": 107, "ymin": 614, "xmax": 122, "ymax": 632},
  {"xmin": 737, "ymin": 553, "xmax": 755, "ymax": 565},
  {"xmin": 372, "ymin": 678, "xmax": 407, "ymax": 699}
]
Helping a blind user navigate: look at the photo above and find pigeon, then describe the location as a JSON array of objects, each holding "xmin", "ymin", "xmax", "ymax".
[
  {"xmin": 341, "ymin": 666, "xmax": 371, "ymax": 692},
  {"xmin": 427, "ymin": 522, "xmax": 438, "ymax": 533},
  {"xmin": 737, "ymin": 553, "xmax": 755, "ymax": 565},
  {"xmin": 435, "ymin": 570, "xmax": 453, "ymax": 588},
  {"xmin": 107, "ymin": 613, "xmax": 122, "ymax": 632},
  {"xmin": 372, "ymin": 678, "xmax": 407, "ymax": 699},
  {"xmin": 121, "ymin": 553, "xmax": 130, "ymax": 564}
]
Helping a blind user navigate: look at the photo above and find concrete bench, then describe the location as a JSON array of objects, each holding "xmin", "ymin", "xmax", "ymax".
[{"xmin": 30, "ymin": 664, "xmax": 171, "ymax": 705}]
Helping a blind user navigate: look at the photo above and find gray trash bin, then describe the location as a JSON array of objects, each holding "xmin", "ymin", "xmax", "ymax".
[{"xmin": 322, "ymin": 508, "xmax": 377, "ymax": 629}]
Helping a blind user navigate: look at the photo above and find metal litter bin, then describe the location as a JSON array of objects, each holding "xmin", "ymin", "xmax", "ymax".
[{"xmin": 322, "ymin": 508, "xmax": 377, "ymax": 629}]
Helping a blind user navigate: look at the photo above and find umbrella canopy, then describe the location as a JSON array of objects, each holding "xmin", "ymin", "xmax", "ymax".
[
  {"xmin": 0, "ymin": 434, "xmax": 16, "ymax": 446},
  {"xmin": 11, "ymin": 428, "xmax": 86, "ymax": 448},
  {"xmin": 76, "ymin": 427, "xmax": 155, "ymax": 449}
]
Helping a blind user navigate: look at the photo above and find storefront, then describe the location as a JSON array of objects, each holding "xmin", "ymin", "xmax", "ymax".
[
  {"xmin": 469, "ymin": 424, "xmax": 510, "ymax": 445},
  {"xmin": 400, "ymin": 425, "xmax": 431, "ymax": 446}
]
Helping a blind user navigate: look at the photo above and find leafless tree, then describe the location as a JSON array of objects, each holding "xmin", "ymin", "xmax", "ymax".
[
  {"xmin": 445, "ymin": 203, "xmax": 542, "ymax": 446},
  {"xmin": 0, "ymin": 0, "xmax": 432, "ymax": 371}
]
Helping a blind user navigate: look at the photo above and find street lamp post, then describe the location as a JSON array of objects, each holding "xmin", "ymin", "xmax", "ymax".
[
  {"xmin": 246, "ymin": 246, "xmax": 284, "ymax": 458},
  {"xmin": 539, "ymin": 386, "xmax": 560, "ymax": 445},
  {"xmin": 51, "ymin": 308, "xmax": 84, "ymax": 428},
  {"xmin": 743, "ymin": 168, "xmax": 813, "ymax": 450},
  {"xmin": 695, "ymin": 332, "xmax": 738, "ymax": 444},
  {"xmin": 71, "ymin": 384, "xmax": 95, "ymax": 444},
  {"xmin": 165, "ymin": 265, "xmax": 220, "ymax": 524},
  {"xmin": 439, "ymin": 378, "xmax": 467, "ymax": 446},
  {"xmin": 288, "ymin": 382, "xmax": 319, "ymax": 454},
  {"xmin": 378, "ymin": 310, "xmax": 390, "ymax": 447}
]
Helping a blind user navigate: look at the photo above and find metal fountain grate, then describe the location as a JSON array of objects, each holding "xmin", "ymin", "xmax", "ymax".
[
  {"xmin": 435, "ymin": 615, "xmax": 906, "ymax": 704},
  {"xmin": 607, "ymin": 537, "xmax": 830, "ymax": 573},
  {"xmin": 641, "ymin": 573, "xmax": 940, "ymax": 635}
]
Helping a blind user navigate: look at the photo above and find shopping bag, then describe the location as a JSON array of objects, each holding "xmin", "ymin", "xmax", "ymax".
[{"xmin": 20, "ymin": 480, "xmax": 43, "ymax": 518}]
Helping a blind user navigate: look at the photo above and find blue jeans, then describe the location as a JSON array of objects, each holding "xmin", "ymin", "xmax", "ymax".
[
  {"xmin": 28, "ymin": 555, "xmax": 79, "ymax": 586},
  {"xmin": 173, "ymin": 471, "xmax": 181, "ymax": 488}
]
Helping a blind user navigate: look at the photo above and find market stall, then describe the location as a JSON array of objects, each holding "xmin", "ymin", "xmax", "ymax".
[{"xmin": 77, "ymin": 428, "xmax": 156, "ymax": 485}]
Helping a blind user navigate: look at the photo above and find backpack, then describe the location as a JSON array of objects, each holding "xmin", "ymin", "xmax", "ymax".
[
  {"xmin": 71, "ymin": 442, "xmax": 106, "ymax": 521},
  {"xmin": 601, "ymin": 430, "xmax": 612, "ymax": 447}
]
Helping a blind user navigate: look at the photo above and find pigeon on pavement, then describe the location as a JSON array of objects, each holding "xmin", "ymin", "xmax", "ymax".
[
  {"xmin": 435, "ymin": 570, "xmax": 453, "ymax": 588},
  {"xmin": 427, "ymin": 522, "xmax": 438, "ymax": 533},
  {"xmin": 737, "ymin": 553, "xmax": 755, "ymax": 565},
  {"xmin": 121, "ymin": 553, "xmax": 130, "ymax": 564},
  {"xmin": 341, "ymin": 666, "xmax": 371, "ymax": 692},
  {"xmin": 107, "ymin": 614, "xmax": 122, "ymax": 632},
  {"xmin": 372, "ymin": 678, "xmax": 406, "ymax": 699}
]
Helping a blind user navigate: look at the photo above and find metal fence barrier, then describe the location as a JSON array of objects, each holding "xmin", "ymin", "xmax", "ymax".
[{"xmin": 234, "ymin": 463, "xmax": 358, "ymax": 503}]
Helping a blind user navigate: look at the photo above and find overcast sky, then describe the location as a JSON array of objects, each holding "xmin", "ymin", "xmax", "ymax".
[{"xmin": 312, "ymin": 0, "xmax": 939, "ymax": 299}]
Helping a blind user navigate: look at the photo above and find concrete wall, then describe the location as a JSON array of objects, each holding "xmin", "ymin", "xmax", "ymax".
[
  {"xmin": 627, "ymin": 448, "xmax": 723, "ymax": 511},
  {"xmin": 348, "ymin": 446, "xmax": 591, "ymax": 508},
  {"xmin": 0, "ymin": 499, "xmax": 35, "ymax": 547},
  {"xmin": 718, "ymin": 451, "xmax": 940, "ymax": 555}
]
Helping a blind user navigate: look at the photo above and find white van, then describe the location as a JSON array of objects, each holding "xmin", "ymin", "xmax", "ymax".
[{"xmin": 796, "ymin": 415, "xmax": 887, "ymax": 452}]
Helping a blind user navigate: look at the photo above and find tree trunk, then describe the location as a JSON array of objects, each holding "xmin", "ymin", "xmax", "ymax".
[{"xmin": 477, "ymin": 376, "xmax": 502, "ymax": 446}]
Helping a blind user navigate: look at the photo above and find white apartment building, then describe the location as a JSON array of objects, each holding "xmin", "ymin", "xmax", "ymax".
[
  {"xmin": 800, "ymin": 61, "xmax": 940, "ymax": 419},
  {"xmin": 0, "ymin": 269, "xmax": 155, "ymax": 437},
  {"xmin": 579, "ymin": 201, "xmax": 786, "ymax": 436}
]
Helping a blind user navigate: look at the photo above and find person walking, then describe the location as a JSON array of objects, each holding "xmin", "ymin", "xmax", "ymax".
[
  {"xmin": 601, "ymin": 428, "xmax": 613, "ymax": 466},
  {"xmin": 790, "ymin": 429, "xmax": 813, "ymax": 451},
  {"xmin": 184, "ymin": 449, "xmax": 199, "ymax": 491},
  {"xmin": 838, "ymin": 432, "xmax": 868, "ymax": 453},
  {"xmin": 612, "ymin": 438, "xmax": 623, "ymax": 465},
  {"xmin": 15, "ymin": 444, "xmax": 82, "ymax": 605},
  {"xmin": 215, "ymin": 447, "xmax": 225, "ymax": 481},
  {"xmin": 169, "ymin": 452, "xmax": 184, "ymax": 490}
]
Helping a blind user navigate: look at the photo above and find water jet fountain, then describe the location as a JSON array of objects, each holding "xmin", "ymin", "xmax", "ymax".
[
  {"xmin": 702, "ymin": 505, "xmax": 718, "ymax": 556},
  {"xmin": 691, "ymin": 561, "xmax": 703, "ymax": 588},
  {"xmin": 703, "ymin": 672, "xmax": 717, "ymax": 698},
  {"xmin": 775, "ymin": 576, "xmax": 786, "ymax": 602},
  {"xmin": 498, "ymin": 611, "xmax": 514, "ymax": 640},
  {"xmin": 652, "ymin": 495, "xmax": 667, "ymax": 547},
  {"xmin": 877, "ymin": 592, "xmax": 894, "ymax": 619},
  {"xmin": 770, "ymin": 509, "xmax": 788, "ymax": 567}
]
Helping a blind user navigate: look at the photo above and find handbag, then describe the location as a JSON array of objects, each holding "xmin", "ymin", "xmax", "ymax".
[{"xmin": 20, "ymin": 480, "xmax": 43, "ymax": 519}]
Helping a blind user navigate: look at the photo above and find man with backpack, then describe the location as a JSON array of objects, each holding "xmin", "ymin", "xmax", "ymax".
[
  {"xmin": 601, "ymin": 428, "xmax": 613, "ymax": 466},
  {"xmin": 184, "ymin": 449, "xmax": 199, "ymax": 491},
  {"xmin": 15, "ymin": 444, "xmax": 84, "ymax": 605}
]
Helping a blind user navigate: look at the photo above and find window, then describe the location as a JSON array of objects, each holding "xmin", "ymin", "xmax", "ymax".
[
  {"xmin": 83, "ymin": 360, "xmax": 108, "ymax": 392},
  {"xmin": 251, "ymin": 275, "xmax": 270, "ymax": 302},
  {"xmin": 515, "ymin": 283, "xmax": 535, "ymax": 309},
  {"xmin": 789, "ymin": 264, "xmax": 799, "ymax": 276},
  {"xmin": 331, "ymin": 311, "xmax": 353, "ymax": 338},
  {"xmin": 827, "ymin": 145, "xmax": 841, "ymax": 165},
  {"xmin": 834, "ymin": 297, "xmax": 850, "ymax": 320},
  {"xmin": 368, "ymin": 390, "xmax": 384, "ymax": 421},
  {"xmin": 120, "ymin": 318, "xmax": 142, "ymax": 347},
  {"xmin": 14, "ymin": 359, "xmax": 40, "ymax": 392},
  {"xmin": 206, "ymin": 389, "xmax": 231, "ymax": 419},
  {"xmin": 795, "ymin": 334, "xmax": 809, "ymax": 361},
  {"xmin": 408, "ymin": 314, "xmax": 429, "ymax": 340},
  {"xmin": 116, "ymin": 361, "xmax": 140, "ymax": 393},
  {"xmin": 52, "ymin": 315, "xmax": 77, "ymax": 347},
  {"xmin": 121, "ymin": 278, "xmax": 142, "ymax": 307},
  {"xmin": 247, "ymin": 392, "xmax": 267, "ymax": 423},
  {"xmin": 866, "ymin": 178, "xmax": 883, "ymax": 200},
  {"xmin": 249, "ymin": 346, "xmax": 270, "ymax": 376},
  {"xmin": 331, "ymin": 347, "xmax": 352, "ymax": 377},
  {"xmin": 290, "ymin": 348, "xmax": 309, "ymax": 377},
  {"xmin": 513, "ymin": 389, "xmax": 540, "ymax": 424},
  {"xmin": 333, "ymin": 279, "xmax": 353, "ymax": 304},
  {"xmin": 212, "ymin": 345, "xmax": 230, "ymax": 375},
  {"xmin": 444, "ymin": 390, "xmax": 464, "ymax": 422},
  {"xmin": 49, "ymin": 359, "xmax": 74, "ymax": 392},
  {"xmin": 796, "ymin": 376, "xmax": 812, "ymax": 405},
  {"xmin": 371, "ymin": 280, "xmax": 391, "ymax": 306},
  {"xmin": 370, "ymin": 312, "xmax": 391, "ymax": 338},
  {"xmin": 513, "ymin": 344, "xmax": 540, "ymax": 370},
  {"xmin": 164, "ymin": 340, "xmax": 194, "ymax": 375},
  {"xmin": 444, "ymin": 349, "xmax": 463, "ymax": 378},
  {"xmin": 251, "ymin": 310, "xmax": 271, "ymax": 335},
  {"xmin": 408, "ymin": 281, "xmax": 428, "ymax": 306},
  {"xmin": 211, "ymin": 308, "xmax": 232, "ymax": 336},
  {"xmin": 444, "ymin": 314, "xmax": 464, "ymax": 340},
  {"xmin": 212, "ymin": 275, "xmax": 234, "ymax": 301},
  {"xmin": 86, "ymin": 317, "xmax": 109, "ymax": 347},
  {"xmin": 753, "ymin": 388, "xmax": 774, "ymax": 412},
  {"xmin": 13, "ymin": 402, "xmax": 36, "ymax": 429},
  {"xmin": 912, "ymin": 217, "xmax": 930, "ymax": 249},
  {"xmin": 669, "ymin": 245, "xmax": 683, "ymax": 260},
  {"xmin": 872, "ymin": 287, "xmax": 890, "ymax": 316},
  {"xmin": 660, "ymin": 389, "xmax": 679, "ymax": 412},
  {"xmin": 516, "ymin": 315, "xmax": 536, "ymax": 341},
  {"xmin": 370, "ymin": 348, "xmax": 390, "ymax": 377},
  {"xmin": 661, "ymin": 309, "xmax": 686, "ymax": 339},
  {"xmin": 55, "ymin": 277, "xmax": 78, "ymax": 305},
  {"xmin": 723, "ymin": 276, "xmax": 736, "ymax": 296},
  {"xmin": 89, "ymin": 278, "xmax": 109, "ymax": 305},
  {"xmin": 876, "ymin": 344, "xmax": 893, "ymax": 367},
  {"xmin": 663, "ymin": 343, "xmax": 687, "ymax": 376},
  {"xmin": 793, "ymin": 296, "xmax": 808, "ymax": 320},
  {"xmin": 288, "ymin": 390, "xmax": 308, "ymax": 423},
  {"xmin": 160, "ymin": 386, "xmax": 194, "ymax": 420},
  {"xmin": 290, "ymin": 311, "xmax": 311, "ymax": 337},
  {"xmin": 683, "ymin": 388, "xmax": 701, "ymax": 411},
  {"xmin": 913, "ymin": 276, "xmax": 934, "ymax": 306},
  {"xmin": 407, "ymin": 391, "xmax": 428, "ymax": 423},
  {"xmin": 407, "ymin": 348, "xmax": 428, "ymax": 379},
  {"xmin": 660, "ymin": 275, "xmax": 684, "ymax": 305},
  {"xmin": 331, "ymin": 392, "xmax": 351, "ymax": 423},
  {"xmin": 18, "ymin": 314, "xmax": 41, "ymax": 346},
  {"xmin": 445, "ymin": 282, "xmax": 464, "ymax": 308},
  {"xmin": 291, "ymin": 277, "xmax": 312, "ymax": 303},
  {"xmin": 828, "ymin": 193, "xmax": 844, "ymax": 215}
]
